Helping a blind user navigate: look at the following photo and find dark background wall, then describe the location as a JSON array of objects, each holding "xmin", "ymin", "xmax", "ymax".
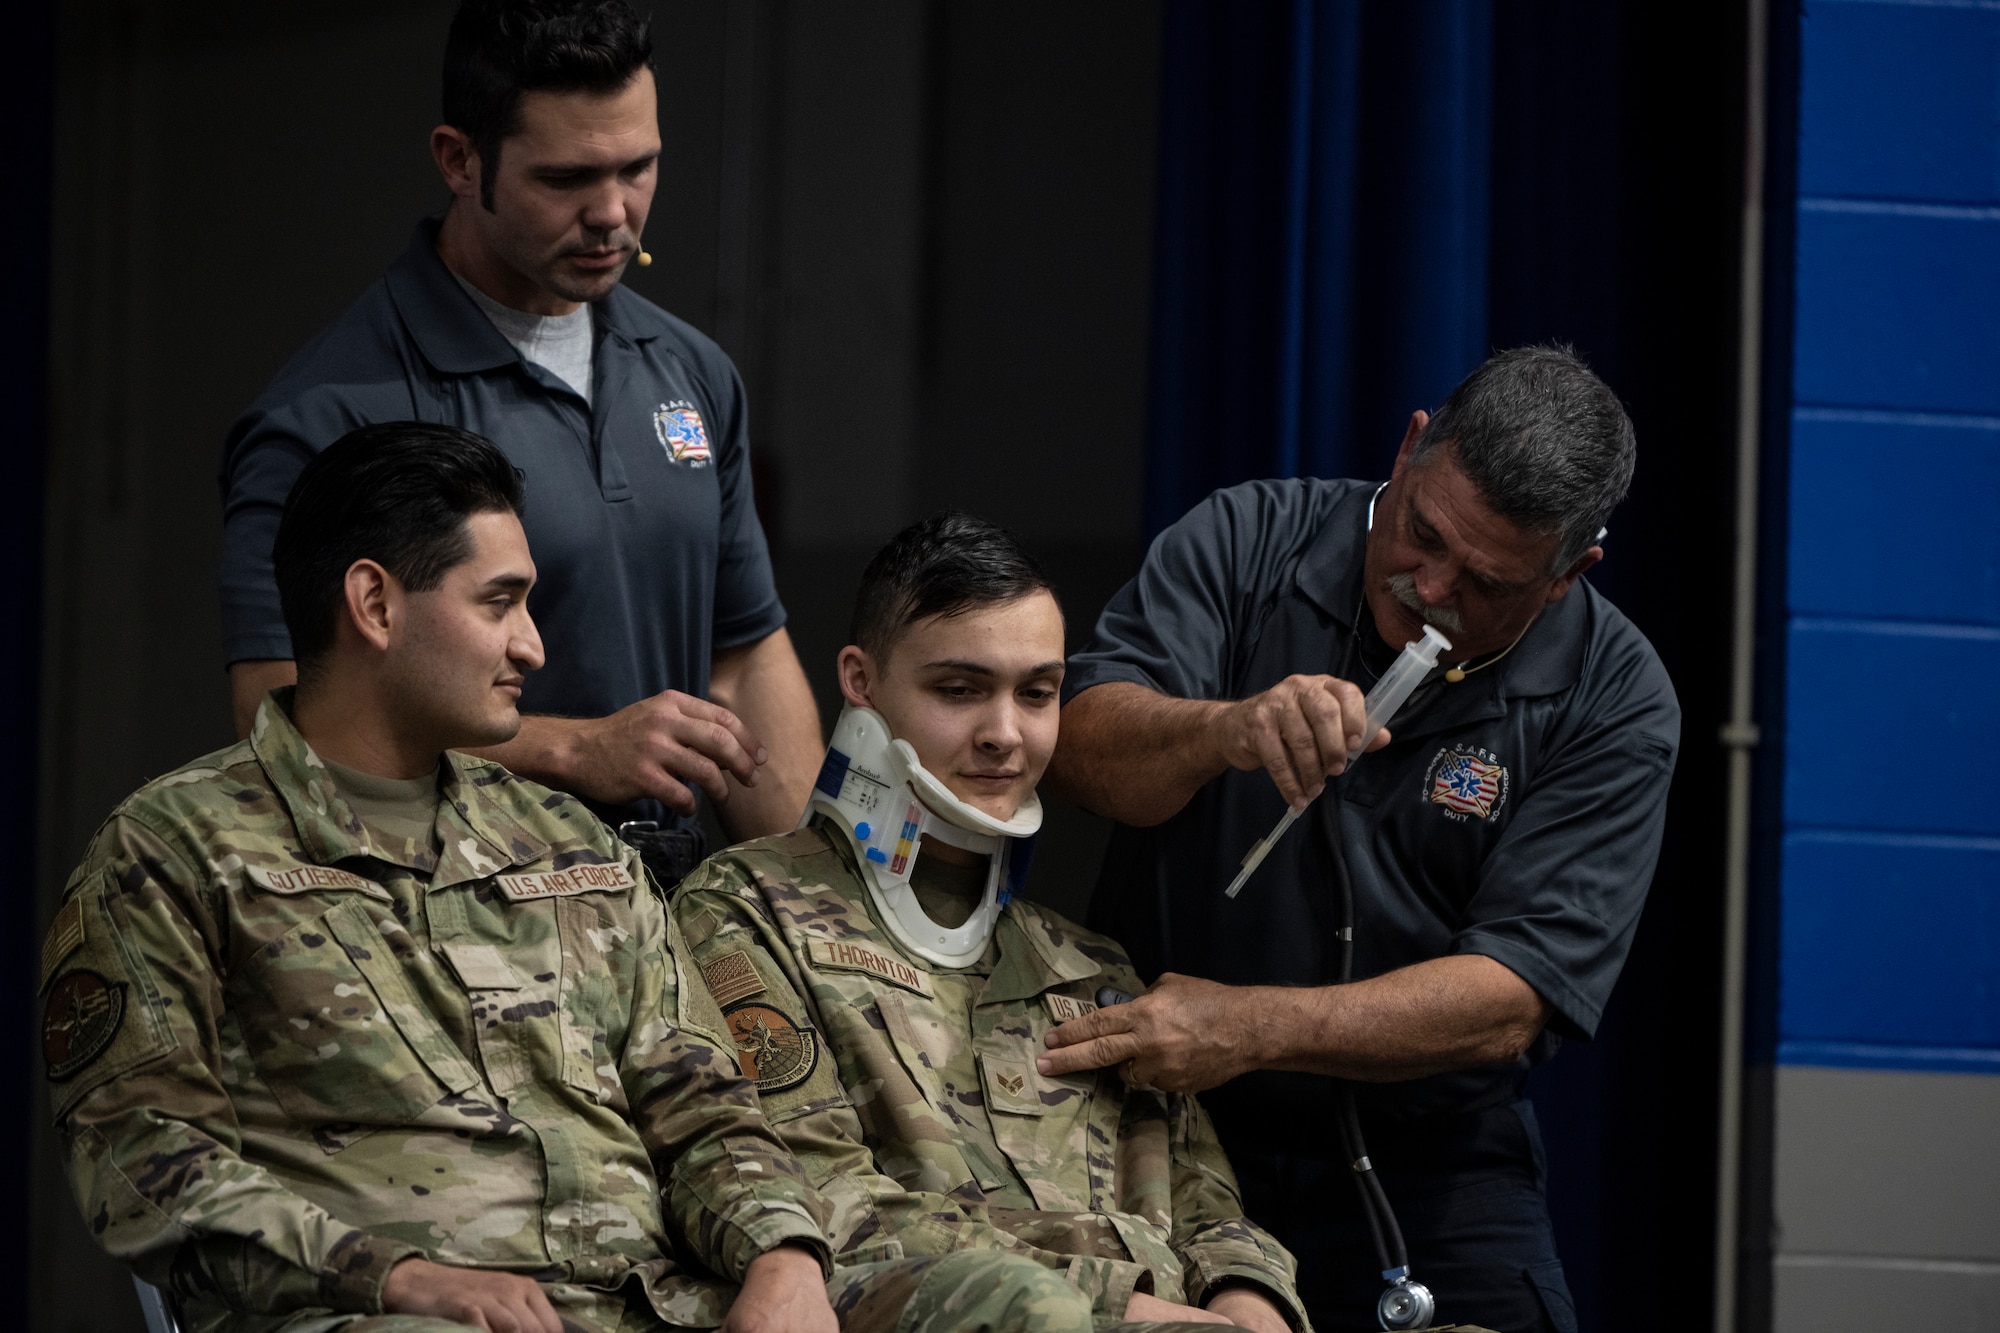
[{"xmin": 32, "ymin": 4, "xmax": 1155, "ymax": 1328}]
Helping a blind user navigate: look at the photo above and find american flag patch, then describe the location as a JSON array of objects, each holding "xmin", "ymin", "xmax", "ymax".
[
  {"xmin": 1428, "ymin": 750, "xmax": 1506, "ymax": 819},
  {"xmin": 702, "ymin": 950, "xmax": 766, "ymax": 1007}
]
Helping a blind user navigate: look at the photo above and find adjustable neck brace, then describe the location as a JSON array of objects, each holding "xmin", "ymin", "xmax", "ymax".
[{"xmin": 800, "ymin": 706, "xmax": 1041, "ymax": 968}]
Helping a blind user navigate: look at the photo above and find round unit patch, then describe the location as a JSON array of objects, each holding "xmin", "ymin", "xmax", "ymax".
[
  {"xmin": 43, "ymin": 970, "xmax": 126, "ymax": 1082},
  {"xmin": 722, "ymin": 1001, "xmax": 818, "ymax": 1093}
]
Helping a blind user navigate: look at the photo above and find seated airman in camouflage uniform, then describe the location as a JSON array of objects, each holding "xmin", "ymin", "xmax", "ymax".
[
  {"xmin": 673, "ymin": 515, "xmax": 1311, "ymax": 1333},
  {"xmin": 43, "ymin": 427, "xmax": 1200, "ymax": 1333}
]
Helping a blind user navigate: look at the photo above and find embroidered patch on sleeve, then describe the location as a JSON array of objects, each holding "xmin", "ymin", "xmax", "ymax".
[
  {"xmin": 806, "ymin": 938, "xmax": 934, "ymax": 997},
  {"xmin": 722, "ymin": 1001, "xmax": 819, "ymax": 1092},
  {"xmin": 1043, "ymin": 993, "xmax": 1099, "ymax": 1025},
  {"xmin": 43, "ymin": 970, "xmax": 126, "ymax": 1082},
  {"xmin": 701, "ymin": 950, "xmax": 766, "ymax": 1007},
  {"xmin": 495, "ymin": 862, "xmax": 637, "ymax": 902},
  {"xmin": 40, "ymin": 899, "xmax": 84, "ymax": 994}
]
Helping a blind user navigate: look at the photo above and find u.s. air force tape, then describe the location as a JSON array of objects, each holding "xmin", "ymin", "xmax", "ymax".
[
  {"xmin": 1043, "ymin": 992, "xmax": 1099, "ymax": 1025},
  {"xmin": 494, "ymin": 862, "xmax": 636, "ymax": 902}
]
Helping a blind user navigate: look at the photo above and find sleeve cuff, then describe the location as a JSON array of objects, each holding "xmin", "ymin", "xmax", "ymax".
[
  {"xmin": 712, "ymin": 600, "xmax": 787, "ymax": 654},
  {"xmin": 744, "ymin": 1231, "xmax": 835, "ymax": 1283},
  {"xmin": 1453, "ymin": 935, "xmax": 1600, "ymax": 1041},
  {"xmin": 336, "ymin": 1234, "xmax": 427, "ymax": 1314},
  {"xmin": 1057, "ymin": 662, "xmax": 1164, "ymax": 706},
  {"xmin": 1064, "ymin": 1254, "xmax": 1150, "ymax": 1317},
  {"xmin": 1197, "ymin": 1273, "xmax": 1310, "ymax": 1333},
  {"xmin": 718, "ymin": 1205, "xmax": 832, "ymax": 1285}
]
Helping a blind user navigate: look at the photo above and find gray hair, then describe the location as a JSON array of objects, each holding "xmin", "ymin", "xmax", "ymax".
[{"xmin": 1409, "ymin": 345, "xmax": 1635, "ymax": 571}]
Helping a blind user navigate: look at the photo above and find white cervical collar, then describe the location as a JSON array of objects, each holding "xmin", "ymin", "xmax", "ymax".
[{"xmin": 800, "ymin": 706, "xmax": 1041, "ymax": 968}]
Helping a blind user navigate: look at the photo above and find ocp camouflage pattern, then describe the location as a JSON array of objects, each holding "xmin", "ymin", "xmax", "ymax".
[
  {"xmin": 41, "ymin": 693, "xmax": 829, "ymax": 1329},
  {"xmin": 672, "ymin": 826, "xmax": 1309, "ymax": 1330}
]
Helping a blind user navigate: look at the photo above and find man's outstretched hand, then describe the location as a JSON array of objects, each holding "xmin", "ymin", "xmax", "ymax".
[
  {"xmin": 1037, "ymin": 973, "xmax": 1261, "ymax": 1093},
  {"xmin": 381, "ymin": 1257, "xmax": 563, "ymax": 1333}
]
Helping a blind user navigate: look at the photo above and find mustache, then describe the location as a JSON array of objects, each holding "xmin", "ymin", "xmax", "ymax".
[
  {"xmin": 1384, "ymin": 573, "xmax": 1464, "ymax": 635},
  {"xmin": 566, "ymin": 228, "xmax": 635, "ymax": 254}
]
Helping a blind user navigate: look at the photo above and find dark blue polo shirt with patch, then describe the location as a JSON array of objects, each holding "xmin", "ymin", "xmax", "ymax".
[
  {"xmin": 219, "ymin": 220, "xmax": 784, "ymax": 735},
  {"xmin": 1063, "ymin": 478, "xmax": 1680, "ymax": 1141}
]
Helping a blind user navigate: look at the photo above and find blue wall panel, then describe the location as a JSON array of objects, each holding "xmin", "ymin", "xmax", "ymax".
[
  {"xmin": 1779, "ymin": 830, "xmax": 2000, "ymax": 1052},
  {"xmin": 1793, "ymin": 201, "xmax": 2000, "ymax": 415},
  {"xmin": 1787, "ymin": 408, "xmax": 2000, "ymax": 625},
  {"xmin": 1800, "ymin": 0, "xmax": 2000, "ymax": 206},
  {"xmin": 1785, "ymin": 618, "xmax": 2000, "ymax": 836},
  {"xmin": 1779, "ymin": 4, "xmax": 2000, "ymax": 1072}
]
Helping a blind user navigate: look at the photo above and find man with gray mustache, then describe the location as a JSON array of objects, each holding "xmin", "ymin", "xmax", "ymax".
[{"xmin": 1038, "ymin": 347, "xmax": 1679, "ymax": 1332}]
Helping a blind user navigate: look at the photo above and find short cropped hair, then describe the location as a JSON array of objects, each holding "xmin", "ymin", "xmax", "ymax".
[
  {"xmin": 1411, "ymin": 345, "xmax": 1636, "ymax": 571},
  {"xmin": 443, "ymin": 0, "xmax": 654, "ymax": 210},
  {"xmin": 274, "ymin": 422, "xmax": 525, "ymax": 676},
  {"xmin": 850, "ymin": 513, "xmax": 1057, "ymax": 664}
]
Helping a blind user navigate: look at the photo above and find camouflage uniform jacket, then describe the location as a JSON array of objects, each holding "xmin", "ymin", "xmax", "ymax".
[
  {"xmin": 41, "ymin": 694, "xmax": 830, "ymax": 1328},
  {"xmin": 672, "ymin": 825, "xmax": 1307, "ymax": 1330}
]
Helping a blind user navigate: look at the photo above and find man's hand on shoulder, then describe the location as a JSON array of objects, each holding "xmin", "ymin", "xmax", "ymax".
[
  {"xmin": 1038, "ymin": 972, "xmax": 1262, "ymax": 1093},
  {"xmin": 721, "ymin": 1243, "xmax": 835, "ymax": 1333},
  {"xmin": 1204, "ymin": 1285, "xmax": 1293, "ymax": 1333},
  {"xmin": 381, "ymin": 1256, "xmax": 563, "ymax": 1333}
]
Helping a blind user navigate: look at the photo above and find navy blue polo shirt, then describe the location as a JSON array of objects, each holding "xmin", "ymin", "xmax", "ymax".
[
  {"xmin": 219, "ymin": 220, "xmax": 784, "ymax": 730},
  {"xmin": 1064, "ymin": 478, "xmax": 1680, "ymax": 1140}
]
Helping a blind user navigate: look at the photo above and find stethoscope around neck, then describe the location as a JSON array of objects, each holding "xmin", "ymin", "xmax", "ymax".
[{"xmin": 1320, "ymin": 538, "xmax": 1437, "ymax": 1331}]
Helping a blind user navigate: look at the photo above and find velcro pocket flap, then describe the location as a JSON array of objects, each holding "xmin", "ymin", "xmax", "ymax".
[
  {"xmin": 437, "ymin": 942, "xmax": 522, "ymax": 991},
  {"xmin": 979, "ymin": 1052, "xmax": 1045, "ymax": 1117}
]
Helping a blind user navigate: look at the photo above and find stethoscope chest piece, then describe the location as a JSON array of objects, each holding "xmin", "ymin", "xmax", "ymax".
[{"xmin": 1377, "ymin": 1273, "xmax": 1435, "ymax": 1330}]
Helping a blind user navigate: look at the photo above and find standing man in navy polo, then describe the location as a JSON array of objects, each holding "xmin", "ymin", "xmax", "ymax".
[
  {"xmin": 220, "ymin": 0, "xmax": 816, "ymax": 877},
  {"xmin": 1037, "ymin": 348, "xmax": 1680, "ymax": 1332}
]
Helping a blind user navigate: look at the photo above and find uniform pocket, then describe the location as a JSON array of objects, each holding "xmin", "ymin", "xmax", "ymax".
[
  {"xmin": 233, "ymin": 897, "xmax": 479, "ymax": 1129},
  {"xmin": 1525, "ymin": 1259, "xmax": 1578, "ymax": 1333},
  {"xmin": 979, "ymin": 1035, "xmax": 1095, "ymax": 1212}
]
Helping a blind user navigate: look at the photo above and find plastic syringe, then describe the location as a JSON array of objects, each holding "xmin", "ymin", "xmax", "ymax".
[{"xmin": 1222, "ymin": 623, "xmax": 1452, "ymax": 899}]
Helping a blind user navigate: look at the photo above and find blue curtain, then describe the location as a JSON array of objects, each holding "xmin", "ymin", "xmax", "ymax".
[
  {"xmin": 1145, "ymin": 0, "xmax": 1494, "ymax": 536},
  {"xmin": 1142, "ymin": 6, "xmax": 1751, "ymax": 1330}
]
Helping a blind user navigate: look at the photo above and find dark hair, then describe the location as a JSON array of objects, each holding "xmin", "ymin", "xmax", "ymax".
[
  {"xmin": 443, "ymin": 0, "xmax": 654, "ymax": 210},
  {"xmin": 851, "ymin": 513, "xmax": 1058, "ymax": 662},
  {"xmin": 274, "ymin": 422, "xmax": 526, "ymax": 675},
  {"xmin": 1410, "ymin": 344, "xmax": 1636, "ymax": 570}
]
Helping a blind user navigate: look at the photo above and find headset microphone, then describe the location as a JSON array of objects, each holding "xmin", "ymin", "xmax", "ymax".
[{"xmin": 635, "ymin": 250, "xmax": 652, "ymax": 267}]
